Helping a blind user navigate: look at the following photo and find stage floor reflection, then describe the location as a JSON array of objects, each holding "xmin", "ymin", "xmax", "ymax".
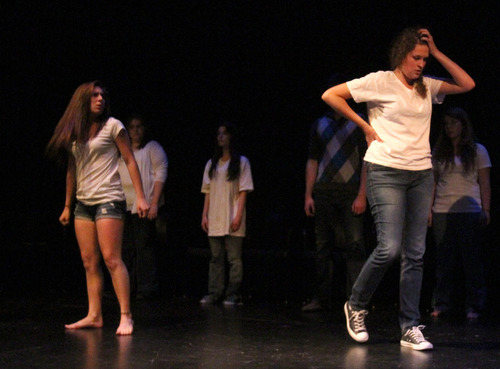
[{"xmin": 1, "ymin": 294, "xmax": 498, "ymax": 368}]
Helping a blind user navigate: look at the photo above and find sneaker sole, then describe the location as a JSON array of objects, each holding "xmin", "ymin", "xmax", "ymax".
[{"xmin": 344, "ymin": 302, "xmax": 369, "ymax": 343}]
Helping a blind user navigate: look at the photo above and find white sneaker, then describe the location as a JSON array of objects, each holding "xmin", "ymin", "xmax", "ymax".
[
  {"xmin": 344, "ymin": 302, "xmax": 369, "ymax": 343},
  {"xmin": 400, "ymin": 325, "xmax": 433, "ymax": 351}
]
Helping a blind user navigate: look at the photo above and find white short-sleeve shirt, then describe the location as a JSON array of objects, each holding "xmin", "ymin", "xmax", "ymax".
[
  {"xmin": 118, "ymin": 140, "xmax": 168, "ymax": 213},
  {"xmin": 201, "ymin": 156, "xmax": 254, "ymax": 237},
  {"xmin": 347, "ymin": 71, "xmax": 444, "ymax": 170},
  {"xmin": 432, "ymin": 143, "xmax": 491, "ymax": 213},
  {"xmin": 72, "ymin": 117, "xmax": 126, "ymax": 205}
]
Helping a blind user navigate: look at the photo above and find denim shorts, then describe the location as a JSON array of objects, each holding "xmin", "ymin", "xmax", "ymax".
[{"xmin": 74, "ymin": 201, "xmax": 126, "ymax": 221}]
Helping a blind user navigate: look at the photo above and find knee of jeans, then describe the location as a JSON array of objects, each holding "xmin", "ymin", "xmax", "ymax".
[{"xmin": 372, "ymin": 246, "xmax": 399, "ymax": 264}]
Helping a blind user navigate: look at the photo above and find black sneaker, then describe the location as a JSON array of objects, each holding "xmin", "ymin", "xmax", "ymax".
[
  {"xmin": 400, "ymin": 325, "xmax": 433, "ymax": 351},
  {"xmin": 344, "ymin": 302, "xmax": 369, "ymax": 342}
]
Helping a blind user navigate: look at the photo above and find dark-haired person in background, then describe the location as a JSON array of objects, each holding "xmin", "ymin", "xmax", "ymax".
[
  {"xmin": 118, "ymin": 115, "xmax": 168, "ymax": 300},
  {"xmin": 303, "ymin": 73, "xmax": 367, "ymax": 313},
  {"xmin": 200, "ymin": 122, "xmax": 254, "ymax": 306},
  {"xmin": 429, "ymin": 107, "xmax": 491, "ymax": 321}
]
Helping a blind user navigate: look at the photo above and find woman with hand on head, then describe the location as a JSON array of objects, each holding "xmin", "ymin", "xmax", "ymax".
[
  {"xmin": 322, "ymin": 27, "xmax": 475, "ymax": 350},
  {"xmin": 47, "ymin": 81, "xmax": 150, "ymax": 335}
]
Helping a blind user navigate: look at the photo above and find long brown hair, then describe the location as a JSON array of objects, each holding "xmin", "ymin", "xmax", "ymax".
[
  {"xmin": 389, "ymin": 27, "xmax": 428, "ymax": 98},
  {"xmin": 209, "ymin": 122, "xmax": 241, "ymax": 181},
  {"xmin": 433, "ymin": 107, "xmax": 477, "ymax": 175},
  {"xmin": 46, "ymin": 80, "xmax": 111, "ymax": 160}
]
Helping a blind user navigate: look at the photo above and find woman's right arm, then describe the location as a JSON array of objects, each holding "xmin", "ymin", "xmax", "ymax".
[
  {"xmin": 59, "ymin": 154, "xmax": 76, "ymax": 226},
  {"xmin": 322, "ymin": 83, "xmax": 382, "ymax": 146}
]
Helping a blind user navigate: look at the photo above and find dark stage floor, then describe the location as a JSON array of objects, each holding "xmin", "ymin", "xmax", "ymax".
[{"xmin": 1, "ymin": 293, "xmax": 498, "ymax": 369}]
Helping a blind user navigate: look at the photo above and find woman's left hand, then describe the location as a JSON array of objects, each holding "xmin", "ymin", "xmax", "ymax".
[
  {"xmin": 418, "ymin": 28, "xmax": 438, "ymax": 55},
  {"xmin": 148, "ymin": 204, "xmax": 158, "ymax": 220},
  {"xmin": 231, "ymin": 216, "xmax": 242, "ymax": 232},
  {"xmin": 136, "ymin": 198, "xmax": 150, "ymax": 218}
]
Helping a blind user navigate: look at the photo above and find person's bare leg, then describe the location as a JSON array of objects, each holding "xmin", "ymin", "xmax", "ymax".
[
  {"xmin": 97, "ymin": 218, "xmax": 133, "ymax": 335},
  {"xmin": 65, "ymin": 219, "xmax": 104, "ymax": 329}
]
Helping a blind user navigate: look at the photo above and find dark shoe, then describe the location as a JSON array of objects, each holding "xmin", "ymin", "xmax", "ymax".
[
  {"xmin": 400, "ymin": 326, "xmax": 433, "ymax": 351},
  {"xmin": 301, "ymin": 299, "xmax": 323, "ymax": 312},
  {"xmin": 344, "ymin": 302, "xmax": 369, "ymax": 343}
]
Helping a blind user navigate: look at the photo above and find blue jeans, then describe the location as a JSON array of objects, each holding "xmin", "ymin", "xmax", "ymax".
[
  {"xmin": 313, "ymin": 186, "xmax": 366, "ymax": 303},
  {"xmin": 432, "ymin": 212, "xmax": 486, "ymax": 314},
  {"xmin": 208, "ymin": 236, "xmax": 243, "ymax": 298},
  {"xmin": 349, "ymin": 163, "xmax": 433, "ymax": 332}
]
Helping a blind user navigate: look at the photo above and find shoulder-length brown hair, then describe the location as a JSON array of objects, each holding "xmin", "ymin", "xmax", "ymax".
[
  {"xmin": 46, "ymin": 80, "xmax": 111, "ymax": 160},
  {"xmin": 389, "ymin": 27, "xmax": 429, "ymax": 98}
]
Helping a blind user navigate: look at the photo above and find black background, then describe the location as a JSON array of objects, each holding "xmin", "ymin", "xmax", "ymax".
[{"xmin": 2, "ymin": 2, "xmax": 499, "ymax": 302}]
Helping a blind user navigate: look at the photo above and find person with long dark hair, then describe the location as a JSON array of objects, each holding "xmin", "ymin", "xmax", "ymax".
[
  {"xmin": 200, "ymin": 122, "xmax": 254, "ymax": 305},
  {"xmin": 430, "ymin": 107, "xmax": 491, "ymax": 320},
  {"xmin": 47, "ymin": 81, "xmax": 149, "ymax": 335},
  {"xmin": 322, "ymin": 27, "xmax": 475, "ymax": 350},
  {"xmin": 118, "ymin": 114, "xmax": 168, "ymax": 300}
]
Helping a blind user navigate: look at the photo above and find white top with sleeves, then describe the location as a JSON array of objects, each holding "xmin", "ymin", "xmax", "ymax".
[
  {"xmin": 432, "ymin": 143, "xmax": 491, "ymax": 213},
  {"xmin": 72, "ymin": 117, "xmax": 126, "ymax": 205},
  {"xmin": 201, "ymin": 156, "xmax": 254, "ymax": 237},
  {"xmin": 118, "ymin": 140, "xmax": 168, "ymax": 213},
  {"xmin": 347, "ymin": 71, "xmax": 445, "ymax": 170}
]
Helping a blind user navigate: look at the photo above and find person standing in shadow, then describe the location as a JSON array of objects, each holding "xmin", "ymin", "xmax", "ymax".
[
  {"xmin": 303, "ymin": 73, "xmax": 368, "ymax": 312},
  {"xmin": 199, "ymin": 122, "xmax": 254, "ymax": 306},
  {"xmin": 429, "ymin": 107, "xmax": 491, "ymax": 320},
  {"xmin": 118, "ymin": 114, "xmax": 168, "ymax": 300}
]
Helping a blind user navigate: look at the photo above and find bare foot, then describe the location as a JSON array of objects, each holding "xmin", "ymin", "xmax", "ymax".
[
  {"xmin": 65, "ymin": 315, "xmax": 103, "ymax": 330},
  {"xmin": 116, "ymin": 313, "xmax": 134, "ymax": 335}
]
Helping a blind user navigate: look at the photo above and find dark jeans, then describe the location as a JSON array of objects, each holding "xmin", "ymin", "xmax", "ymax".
[
  {"xmin": 350, "ymin": 163, "xmax": 433, "ymax": 332},
  {"xmin": 122, "ymin": 212, "xmax": 159, "ymax": 297},
  {"xmin": 313, "ymin": 186, "xmax": 366, "ymax": 305},
  {"xmin": 432, "ymin": 212, "xmax": 486, "ymax": 314}
]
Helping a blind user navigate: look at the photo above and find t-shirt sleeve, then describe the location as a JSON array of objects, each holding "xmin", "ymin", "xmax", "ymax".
[
  {"xmin": 476, "ymin": 143, "xmax": 492, "ymax": 169},
  {"xmin": 110, "ymin": 118, "xmax": 126, "ymax": 139},
  {"xmin": 346, "ymin": 72, "xmax": 381, "ymax": 103},
  {"xmin": 149, "ymin": 141, "xmax": 168, "ymax": 183},
  {"xmin": 424, "ymin": 76, "xmax": 445, "ymax": 104},
  {"xmin": 201, "ymin": 160, "xmax": 212, "ymax": 193},
  {"xmin": 239, "ymin": 157, "xmax": 254, "ymax": 192}
]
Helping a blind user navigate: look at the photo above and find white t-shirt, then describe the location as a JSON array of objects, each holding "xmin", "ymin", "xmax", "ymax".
[
  {"xmin": 201, "ymin": 156, "xmax": 254, "ymax": 237},
  {"xmin": 118, "ymin": 140, "xmax": 168, "ymax": 213},
  {"xmin": 432, "ymin": 143, "xmax": 491, "ymax": 213},
  {"xmin": 347, "ymin": 71, "xmax": 445, "ymax": 170},
  {"xmin": 72, "ymin": 117, "xmax": 126, "ymax": 205}
]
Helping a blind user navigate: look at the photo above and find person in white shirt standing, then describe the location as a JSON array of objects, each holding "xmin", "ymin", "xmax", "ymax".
[
  {"xmin": 322, "ymin": 27, "xmax": 475, "ymax": 350},
  {"xmin": 200, "ymin": 122, "xmax": 254, "ymax": 306},
  {"xmin": 47, "ymin": 81, "xmax": 150, "ymax": 335},
  {"xmin": 118, "ymin": 115, "xmax": 168, "ymax": 300},
  {"xmin": 430, "ymin": 107, "xmax": 491, "ymax": 321}
]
